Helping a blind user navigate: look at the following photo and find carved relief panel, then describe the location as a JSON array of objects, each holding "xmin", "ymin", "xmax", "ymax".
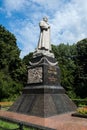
[{"xmin": 27, "ymin": 67, "xmax": 43, "ymax": 84}]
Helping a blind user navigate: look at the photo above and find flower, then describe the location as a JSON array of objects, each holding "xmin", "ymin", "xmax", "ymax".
[
  {"xmin": 0, "ymin": 102, "xmax": 13, "ymax": 107},
  {"xmin": 77, "ymin": 106, "xmax": 87, "ymax": 115}
]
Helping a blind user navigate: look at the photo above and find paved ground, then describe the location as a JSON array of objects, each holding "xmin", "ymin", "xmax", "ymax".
[{"xmin": 0, "ymin": 110, "xmax": 87, "ymax": 130}]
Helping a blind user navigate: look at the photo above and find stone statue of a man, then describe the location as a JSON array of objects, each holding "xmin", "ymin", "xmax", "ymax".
[
  {"xmin": 37, "ymin": 17, "xmax": 51, "ymax": 51},
  {"xmin": 33, "ymin": 17, "xmax": 54, "ymax": 58}
]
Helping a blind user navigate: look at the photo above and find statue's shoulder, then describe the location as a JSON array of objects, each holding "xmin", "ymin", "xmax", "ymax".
[{"xmin": 39, "ymin": 20, "xmax": 45, "ymax": 26}]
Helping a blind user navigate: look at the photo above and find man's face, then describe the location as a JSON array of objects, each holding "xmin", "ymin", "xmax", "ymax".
[{"xmin": 43, "ymin": 17, "xmax": 48, "ymax": 22}]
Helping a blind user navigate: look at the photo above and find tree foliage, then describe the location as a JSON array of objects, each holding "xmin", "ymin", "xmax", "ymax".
[
  {"xmin": 23, "ymin": 52, "xmax": 33, "ymax": 65},
  {"xmin": 52, "ymin": 44, "xmax": 77, "ymax": 98},
  {"xmin": 0, "ymin": 24, "xmax": 87, "ymax": 100},
  {"xmin": 74, "ymin": 39, "xmax": 87, "ymax": 98},
  {"xmin": 0, "ymin": 25, "xmax": 26, "ymax": 101},
  {"xmin": 52, "ymin": 40, "xmax": 87, "ymax": 99}
]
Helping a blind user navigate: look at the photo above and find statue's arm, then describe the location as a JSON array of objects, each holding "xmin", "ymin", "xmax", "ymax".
[{"xmin": 39, "ymin": 21, "xmax": 50, "ymax": 30}]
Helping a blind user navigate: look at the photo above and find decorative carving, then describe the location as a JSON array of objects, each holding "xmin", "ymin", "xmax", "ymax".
[
  {"xmin": 48, "ymin": 66, "xmax": 58, "ymax": 83},
  {"xmin": 29, "ymin": 57, "xmax": 58, "ymax": 66},
  {"xmin": 48, "ymin": 66, "xmax": 57, "ymax": 75},
  {"xmin": 27, "ymin": 67, "xmax": 43, "ymax": 84},
  {"xmin": 48, "ymin": 77, "xmax": 57, "ymax": 82}
]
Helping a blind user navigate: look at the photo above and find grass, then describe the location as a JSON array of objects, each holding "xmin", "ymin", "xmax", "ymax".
[
  {"xmin": 0, "ymin": 119, "xmax": 18, "ymax": 129},
  {"xmin": 0, "ymin": 119, "xmax": 37, "ymax": 130},
  {"xmin": 0, "ymin": 102, "xmax": 40, "ymax": 130}
]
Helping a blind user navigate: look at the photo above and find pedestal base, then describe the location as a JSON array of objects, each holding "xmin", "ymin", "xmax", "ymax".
[
  {"xmin": 9, "ymin": 55, "xmax": 77, "ymax": 117},
  {"xmin": 9, "ymin": 89, "xmax": 76, "ymax": 117}
]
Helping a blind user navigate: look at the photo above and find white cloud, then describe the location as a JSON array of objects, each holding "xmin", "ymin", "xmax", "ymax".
[
  {"xmin": 2, "ymin": 0, "xmax": 87, "ymax": 57},
  {"xmin": 3, "ymin": 0, "xmax": 29, "ymax": 16},
  {"xmin": 3, "ymin": 0, "xmax": 67, "ymax": 17},
  {"xmin": 50, "ymin": 0, "xmax": 87, "ymax": 44},
  {"xmin": 32, "ymin": 0, "xmax": 62, "ymax": 10},
  {"xmin": 10, "ymin": 20, "xmax": 40, "ymax": 58}
]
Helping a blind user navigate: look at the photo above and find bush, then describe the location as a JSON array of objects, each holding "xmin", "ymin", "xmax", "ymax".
[
  {"xmin": 77, "ymin": 106, "xmax": 87, "ymax": 115},
  {"xmin": 72, "ymin": 98, "xmax": 87, "ymax": 107}
]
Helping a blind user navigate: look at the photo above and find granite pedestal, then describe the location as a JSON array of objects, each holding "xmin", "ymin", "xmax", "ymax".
[{"xmin": 9, "ymin": 55, "xmax": 76, "ymax": 117}]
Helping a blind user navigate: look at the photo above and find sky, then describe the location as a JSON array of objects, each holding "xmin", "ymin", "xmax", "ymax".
[{"xmin": 0, "ymin": 0, "xmax": 87, "ymax": 58}]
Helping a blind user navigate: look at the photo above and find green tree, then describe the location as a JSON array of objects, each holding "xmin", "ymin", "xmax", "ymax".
[
  {"xmin": 74, "ymin": 38, "xmax": 87, "ymax": 98},
  {"xmin": 23, "ymin": 52, "xmax": 33, "ymax": 65},
  {"xmin": 0, "ymin": 25, "xmax": 25, "ymax": 100},
  {"xmin": 52, "ymin": 43, "xmax": 77, "ymax": 98}
]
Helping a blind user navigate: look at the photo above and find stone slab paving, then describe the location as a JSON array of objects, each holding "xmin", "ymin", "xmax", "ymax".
[{"xmin": 0, "ymin": 110, "xmax": 87, "ymax": 130}]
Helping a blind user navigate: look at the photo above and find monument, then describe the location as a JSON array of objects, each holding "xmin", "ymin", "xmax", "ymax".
[
  {"xmin": 33, "ymin": 17, "xmax": 54, "ymax": 58},
  {"xmin": 9, "ymin": 17, "xmax": 76, "ymax": 117}
]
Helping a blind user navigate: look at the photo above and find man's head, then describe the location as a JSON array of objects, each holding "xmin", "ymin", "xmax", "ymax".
[{"xmin": 43, "ymin": 17, "xmax": 48, "ymax": 22}]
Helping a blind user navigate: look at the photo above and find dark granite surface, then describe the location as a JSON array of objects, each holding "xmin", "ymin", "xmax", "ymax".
[{"xmin": 9, "ymin": 55, "xmax": 77, "ymax": 117}]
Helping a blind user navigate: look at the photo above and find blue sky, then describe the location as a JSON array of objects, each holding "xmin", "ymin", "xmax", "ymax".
[{"xmin": 0, "ymin": 0, "xmax": 87, "ymax": 58}]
